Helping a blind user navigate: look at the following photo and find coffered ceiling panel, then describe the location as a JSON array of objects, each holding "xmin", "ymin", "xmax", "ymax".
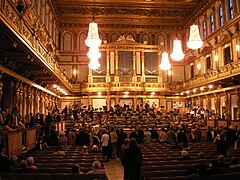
[{"xmin": 53, "ymin": 0, "xmax": 210, "ymax": 26}]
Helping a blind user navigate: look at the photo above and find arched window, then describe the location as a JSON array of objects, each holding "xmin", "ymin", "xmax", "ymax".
[
  {"xmin": 203, "ymin": 21, "xmax": 207, "ymax": 38},
  {"xmin": 227, "ymin": 0, "xmax": 234, "ymax": 19},
  {"xmin": 218, "ymin": 5, "xmax": 223, "ymax": 27},
  {"xmin": 210, "ymin": 12, "xmax": 214, "ymax": 33},
  {"xmin": 238, "ymin": 0, "xmax": 240, "ymax": 13}
]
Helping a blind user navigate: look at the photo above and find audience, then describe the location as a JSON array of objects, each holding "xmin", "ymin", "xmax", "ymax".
[
  {"xmin": 86, "ymin": 161, "xmax": 105, "ymax": 174},
  {"xmin": 26, "ymin": 157, "xmax": 37, "ymax": 169},
  {"xmin": 80, "ymin": 146, "xmax": 89, "ymax": 154},
  {"xmin": 229, "ymin": 157, "xmax": 240, "ymax": 168},
  {"xmin": 72, "ymin": 163, "xmax": 84, "ymax": 174}
]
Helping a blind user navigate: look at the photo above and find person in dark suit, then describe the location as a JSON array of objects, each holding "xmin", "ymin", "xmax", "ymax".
[
  {"xmin": 117, "ymin": 129, "xmax": 127, "ymax": 157},
  {"xmin": 215, "ymin": 134, "xmax": 229, "ymax": 155},
  {"xmin": 121, "ymin": 138, "xmax": 142, "ymax": 180},
  {"xmin": 0, "ymin": 144, "xmax": 11, "ymax": 172}
]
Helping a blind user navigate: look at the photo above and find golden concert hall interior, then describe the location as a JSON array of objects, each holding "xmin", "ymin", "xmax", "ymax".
[{"xmin": 0, "ymin": 0, "xmax": 240, "ymax": 179}]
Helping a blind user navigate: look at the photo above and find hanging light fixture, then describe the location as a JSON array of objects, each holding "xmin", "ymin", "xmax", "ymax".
[
  {"xmin": 171, "ymin": 39, "xmax": 185, "ymax": 61},
  {"xmin": 85, "ymin": 21, "xmax": 102, "ymax": 48},
  {"xmin": 89, "ymin": 58, "xmax": 100, "ymax": 70},
  {"xmin": 187, "ymin": 24, "xmax": 203, "ymax": 50},
  {"xmin": 85, "ymin": 0, "xmax": 101, "ymax": 70},
  {"xmin": 171, "ymin": 1, "xmax": 185, "ymax": 61},
  {"xmin": 87, "ymin": 47, "xmax": 101, "ymax": 60},
  {"xmin": 160, "ymin": 51, "xmax": 171, "ymax": 71}
]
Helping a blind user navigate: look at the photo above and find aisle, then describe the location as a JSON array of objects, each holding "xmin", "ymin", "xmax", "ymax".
[{"xmin": 104, "ymin": 159, "xmax": 124, "ymax": 180}]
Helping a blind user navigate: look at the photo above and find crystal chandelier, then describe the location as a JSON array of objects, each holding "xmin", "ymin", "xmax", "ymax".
[
  {"xmin": 87, "ymin": 47, "xmax": 101, "ymax": 59},
  {"xmin": 89, "ymin": 58, "xmax": 100, "ymax": 70},
  {"xmin": 85, "ymin": 0, "xmax": 102, "ymax": 70},
  {"xmin": 187, "ymin": 24, "xmax": 203, "ymax": 50},
  {"xmin": 171, "ymin": 39, "xmax": 185, "ymax": 61},
  {"xmin": 87, "ymin": 47, "xmax": 101, "ymax": 70},
  {"xmin": 160, "ymin": 51, "xmax": 171, "ymax": 71},
  {"xmin": 85, "ymin": 22, "xmax": 102, "ymax": 48}
]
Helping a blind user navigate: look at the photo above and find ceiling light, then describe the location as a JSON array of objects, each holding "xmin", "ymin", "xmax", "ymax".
[
  {"xmin": 73, "ymin": 69, "xmax": 77, "ymax": 76},
  {"xmin": 193, "ymin": 89, "xmax": 196, "ymax": 93},
  {"xmin": 160, "ymin": 52, "xmax": 171, "ymax": 71},
  {"xmin": 53, "ymin": 84, "xmax": 57, "ymax": 88},
  {"xmin": 187, "ymin": 24, "xmax": 203, "ymax": 50},
  {"xmin": 200, "ymin": 87, "xmax": 204, "ymax": 91},
  {"xmin": 85, "ymin": 22, "xmax": 101, "ymax": 48},
  {"xmin": 236, "ymin": 44, "xmax": 240, "ymax": 51},
  {"xmin": 89, "ymin": 58, "xmax": 100, "ymax": 70},
  {"xmin": 171, "ymin": 40, "xmax": 185, "ymax": 61},
  {"xmin": 197, "ymin": 63, "xmax": 201, "ymax": 70},
  {"xmin": 208, "ymin": 84, "xmax": 213, "ymax": 89}
]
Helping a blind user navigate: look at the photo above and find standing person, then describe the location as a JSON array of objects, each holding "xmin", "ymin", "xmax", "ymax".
[
  {"xmin": 122, "ymin": 138, "xmax": 142, "ymax": 180},
  {"xmin": 215, "ymin": 134, "xmax": 229, "ymax": 155},
  {"xmin": 101, "ymin": 129, "xmax": 110, "ymax": 162},
  {"xmin": 110, "ymin": 128, "xmax": 118, "ymax": 159},
  {"xmin": 117, "ymin": 129, "xmax": 127, "ymax": 157}
]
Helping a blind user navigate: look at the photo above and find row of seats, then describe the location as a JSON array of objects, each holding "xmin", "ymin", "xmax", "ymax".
[{"xmin": 140, "ymin": 142, "xmax": 240, "ymax": 179}]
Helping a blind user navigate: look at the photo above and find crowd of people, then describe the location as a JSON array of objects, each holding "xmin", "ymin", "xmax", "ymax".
[{"xmin": 1, "ymin": 103, "xmax": 240, "ymax": 179}]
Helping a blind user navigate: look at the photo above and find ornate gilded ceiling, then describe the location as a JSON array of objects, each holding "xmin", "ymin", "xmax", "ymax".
[{"xmin": 53, "ymin": 0, "xmax": 210, "ymax": 27}]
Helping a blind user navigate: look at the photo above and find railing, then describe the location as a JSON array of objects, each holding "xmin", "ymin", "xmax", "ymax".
[
  {"xmin": 0, "ymin": 0, "xmax": 72, "ymax": 89},
  {"xmin": 183, "ymin": 60, "xmax": 240, "ymax": 90}
]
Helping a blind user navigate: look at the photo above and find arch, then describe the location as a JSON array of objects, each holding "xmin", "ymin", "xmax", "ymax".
[
  {"xmin": 226, "ymin": 0, "xmax": 234, "ymax": 20},
  {"xmin": 62, "ymin": 32, "xmax": 73, "ymax": 51},
  {"xmin": 79, "ymin": 32, "xmax": 87, "ymax": 51},
  {"xmin": 156, "ymin": 34, "xmax": 165, "ymax": 46},
  {"xmin": 215, "ymin": 1, "xmax": 224, "ymax": 28},
  {"xmin": 207, "ymin": 10, "xmax": 215, "ymax": 34},
  {"xmin": 110, "ymin": 33, "xmax": 119, "ymax": 42},
  {"xmin": 141, "ymin": 33, "xmax": 151, "ymax": 45}
]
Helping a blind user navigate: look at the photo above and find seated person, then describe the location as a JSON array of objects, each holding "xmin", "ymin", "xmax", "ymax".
[
  {"xmin": 197, "ymin": 152, "xmax": 205, "ymax": 160},
  {"xmin": 179, "ymin": 150, "xmax": 193, "ymax": 160},
  {"xmin": 80, "ymin": 146, "xmax": 89, "ymax": 154},
  {"xmin": 53, "ymin": 147, "xmax": 65, "ymax": 155},
  {"xmin": 72, "ymin": 163, "xmax": 84, "ymax": 174},
  {"xmin": 0, "ymin": 144, "xmax": 11, "ymax": 172},
  {"xmin": 89, "ymin": 145, "xmax": 101, "ymax": 153},
  {"xmin": 26, "ymin": 157, "xmax": 37, "ymax": 169},
  {"xmin": 86, "ymin": 161, "xmax": 105, "ymax": 174},
  {"xmin": 18, "ymin": 160, "xmax": 27, "ymax": 172},
  {"xmin": 59, "ymin": 132, "xmax": 68, "ymax": 147},
  {"xmin": 218, "ymin": 155, "xmax": 229, "ymax": 168},
  {"xmin": 230, "ymin": 157, "xmax": 240, "ymax": 168}
]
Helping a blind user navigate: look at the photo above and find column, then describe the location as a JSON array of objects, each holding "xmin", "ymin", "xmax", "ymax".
[
  {"xmin": 214, "ymin": 93, "xmax": 220, "ymax": 117},
  {"xmin": 18, "ymin": 83, "xmax": 23, "ymax": 116},
  {"xmin": 141, "ymin": 51, "xmax": 145, "ymax": 82},
  {"xmin": 15, "ymin": 81, "xmax": 20, "ymax": 108},
  {"xmin": 106, "ymin": 92, "xmax": 111, "ymax": 111},
  {"xmin": 132, "ymin": 51, "xmax": 136, "ymax": 82},
  {"xmin": 115, "ymin": 50, "xmax": 119, "ymax": 82},
  {"xmin": 22, "ymin": 85, "xmax": 27, "ymax": 118},
  {"xmin": 237, "ymin": 89, "xmax": 240, "ymax": 120},
  {"xmin": 133, "ymin": 97, "xmax": 137, "ymax": 111},
  {"xmin": 39, "ymin": 92, "xmax": 44, "ymax": 114},
  {"xmin": 45, "ymin": 94, "xmax": 49, "ymax": 115},
  {"xmin": 0, "ymin": 72, "xmax": 3, "ymax": 104},
  {"xmin": 106, "ymin": 50, "xmax": 110, "ymax": 83}
]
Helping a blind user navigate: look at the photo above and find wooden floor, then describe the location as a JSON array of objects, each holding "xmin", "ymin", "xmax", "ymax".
[{"xmin": 104, "ymin": 159, "xmax": 124, "ymax": 180}]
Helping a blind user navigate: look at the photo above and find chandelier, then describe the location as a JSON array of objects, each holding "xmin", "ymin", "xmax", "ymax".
[
  {"xmin": 85, "ymin": 0, "xmax": 102, "ymax": 70},
  {"xmin": 85, "ymin": 22, "xmax": 102, "ymax": 48},
  {"xmin": 171, "ymin": 39, "xmax": 185, "ymax": 61},
  {"xmin": 160, "ymin": 51, "xmax": 171, "ymax": 71},
  {"xmin": 187, "ymin": 24, "xmax": 203, "ymax": 50}
]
